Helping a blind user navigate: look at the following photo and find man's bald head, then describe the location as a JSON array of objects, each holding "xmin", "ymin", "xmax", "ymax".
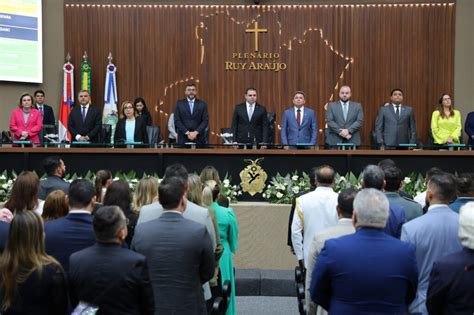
[{"xmin": 315, "ymin": 165, "xmax": 335, "ymax": 186}]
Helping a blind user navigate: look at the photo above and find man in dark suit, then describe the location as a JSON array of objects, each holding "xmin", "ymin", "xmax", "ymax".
[
  {"xmin": 132, "ymin": 176, "xmax": 215, "ymax": 315},
  {"xmin": 34, "ymin": 89, "xmax": 55, "ymax": 126},
  {"xmin": 310, "ymin": 188, "xmax": 418, "ymax": 314},
  {"xmin": 325, "ymin": 85, "xmax": 364, "ymax": 146},
  {"xmin": 375, "ymin": 88, "xmax": 417, "ymax": 148},
  {"xmin": 69, "ymin": 206, "xmax": 155, "ymax": 314},
  {"xmin": 44, "ymin": 179, "xmax": 96, "ymax": 272},
  {"xmin": 427, "ymin": 202, "xmax": 474, "ymax": 315},
  {"xmin": 68, "ymin": 90, "xmax": 102, "ymax": 143},
  {"xmin": 174, "ymin": 83, "xmax": 209, "ymax": 145},
  {"xmin": 39, "ymin": 156, "xmax": 70, "ymax": 200},
  {"xmin": 231, "ymin": 87, "xmax": 269, "ymax": 144},
  {"xmin": 465, "ymin": 111, "xmax": 474, "ymax": 147}
]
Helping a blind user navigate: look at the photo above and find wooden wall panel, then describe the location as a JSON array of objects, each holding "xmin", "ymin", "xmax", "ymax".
[{"xmin": 64, "ymin": 3, "xmax": 454, "ymax": 145}]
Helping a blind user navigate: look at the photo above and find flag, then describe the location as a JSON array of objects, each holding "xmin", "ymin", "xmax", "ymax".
[
  {"xmin": 103, "ymin": 63, "xmax": 118, "ymax": 123},
  {"xmin": 80, "ymin": 58, "xmax": 91, "ymax": 92},
  {"xmin": 58, "ymin": 62, "xmax": 74, "ymax": 142}
]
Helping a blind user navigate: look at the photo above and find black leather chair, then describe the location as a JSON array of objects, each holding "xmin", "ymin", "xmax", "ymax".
[
  {"xmin": 99, "ymin": 124, "xmax": 112, "ymax": 146},
  {"xmin": 147, "ymin": 126, "xmax": 161, "ymax": 147},
  {"xmin": 267, "ymin": 112, "xmax": 276, "ymax": 144},
  {"xmin": 40, "ymin": 124, "xmax": 57, "ymax": 145}
]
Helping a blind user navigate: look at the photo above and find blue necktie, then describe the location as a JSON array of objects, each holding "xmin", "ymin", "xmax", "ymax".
[
  {"xmin": 82, "ymin": 106, "xmax": 86, "ymax": 122},
  {"xmin": 189, "ymin": 101, "xmax": 194, "ymax": 115}
]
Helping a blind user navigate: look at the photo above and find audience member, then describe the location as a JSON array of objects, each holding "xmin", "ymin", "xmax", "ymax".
[
  {"xmin": 216, "ymin": 193, "xmax": 230, "ymax": 208},
  {"xmin": 132, "ymin": 176, "xmax": 159, "ymax": 211},
  {"xmin": 449, "ymin": 173, "xmax": 474, "ymax": 213},
  {"xmin": 361, "ymin": 165, "xmax": 406, "ymax": 238},
  {"xmin": 44, "ymin": 179, "xmax": 96, "ymax": 272},
  {"xmin": 383, "ymin": 166, "xmax": 422, "ymax": 221},
  {"xmin": 426, "ymin": 202, "xmax": 474, "ymax": 314},
  {"xmin": 310, "ymin": 189, "xmax": 418, "ymax": 314},
  {"xmin": 9, "ymin": 93, "xmax": 43, "ymax": 145},
  {"xmin": 39, "ymin": 156, "xmax": 69, "ymax": 200},
  {"xmin": 69, "ymin": 206, "xmax": 154, "ymax": 314},
  {"xmin": 33, "ymin": 89, "xmax": 55, "ymax": 126},
  {"xmin": 3, "ymin": 171, "xmax": 43, "ymax": 215},
  {"xmin": 292, "ymin": 165, "xmax": 338, "ymax": 269},
  {"xmin": 0, "ymin": 211, "xmax": 67, "ymax": 314},
  {"xmin": 68, "ymin": 90, "xmax": 102, "ymax": 143},
  {"xmin": 94, "ymin": 169, "xmax": 112, "ymax": 204},
  {"xmin": 200, "ymin": 165, "xmax": 221, "ymax": 185},
  {"xmin": 377, "ymin": 158, "xmax": 412, "ymax": 199},
  {"xmin": 401, "ymin": 172, "xmax": 463, "ymax": 315},
  {"xmin": 305, "ymin": 188, "xmax": 357, "ymax": 315},
  {"xmin": 134, "ymin": 97, "xmax": 153, "ymax": 127},
  {"xmin": 132, "ymin": 176, "xmax": 214, "ymax": 314},
  {"xmin": 41, "ymin": 190, "xmax": 68, "ymax": 222},
  {"xmin": 103, "ymin": 180, "xmax": 138, "ymax": 246},
  {"xmin": 414, "ymin": 167, "xmax": 444, "ymax": 208}
]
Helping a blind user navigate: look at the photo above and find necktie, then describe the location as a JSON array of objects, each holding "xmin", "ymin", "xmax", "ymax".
[
  {"xmin": 248, "ymin": 104, "xmax": 254, "ymax": 121},
  {"xmin": 343, "ymin": 102, "xmax": 348, "ymax": 121},
  {"xmin": 189, "ymin": 101, "xmax": 194, "ymax": 115},
  {"xmin": 395, "ymin": 105, "xmax": 400, "ymax": 118},
  {"xmin": 82, "ymin": 106, "xmax": 86, "ymax": 122},
  {"xmin": 296, "ymin": 109, "xmax": 301, "ymax": 127},
  {"xmin": 39, "ymin": 106, "xmax": 43, "ymax": 116}
]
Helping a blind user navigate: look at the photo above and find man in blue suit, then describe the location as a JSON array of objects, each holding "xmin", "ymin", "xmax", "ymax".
[
  {"xmin": 310, "ymin": 188, "xmax": 418, "ymax": 314},
  {"xmin": 174, "ymin": 83, "xmax": 209, "ymax": 145},
  {"xmin": 401, "ymin": 172, "xmax": 462, "ymax": 315},
  {"xmin": 280, "ymin": 91, "xmax": 317, "ymax": 148},
  {"xmin": 44, "ymin": 179, "xmax": 96, "ymax": 272}
]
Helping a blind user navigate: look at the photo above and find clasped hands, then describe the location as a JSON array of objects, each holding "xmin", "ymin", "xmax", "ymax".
[
  {"xmin": 186, "ymin": 131, "xmax": 199, "ymax": 141},
  {"xmin": 339, "ymin": 129, "xmax": 352, "ymax": 140}
]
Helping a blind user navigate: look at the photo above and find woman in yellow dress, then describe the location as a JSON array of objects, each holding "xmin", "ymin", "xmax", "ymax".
[{"xmin": 431, "ymin": 93, "xmax": 462, "ymax": 145}]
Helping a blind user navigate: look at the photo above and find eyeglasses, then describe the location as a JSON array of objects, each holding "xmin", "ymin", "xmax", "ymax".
[{"xmin": 124, "ymin": 106, "xmax": 134, "ymax": 109}]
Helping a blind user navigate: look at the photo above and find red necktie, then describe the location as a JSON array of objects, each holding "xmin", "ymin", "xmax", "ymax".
[{"xmin": 296, "ymin": 109, "xmax": 301, "ymax": 127}]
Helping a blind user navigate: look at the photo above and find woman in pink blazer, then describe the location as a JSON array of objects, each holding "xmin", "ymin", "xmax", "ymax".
[{"xmin": 10, "ymin": 93, "xmax": 43, "ymax": 145}]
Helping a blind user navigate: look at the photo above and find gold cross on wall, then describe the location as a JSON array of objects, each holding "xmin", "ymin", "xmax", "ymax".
[{"xmin": 245, "ymin": 21, "xmax": 268, "ymax": 52}]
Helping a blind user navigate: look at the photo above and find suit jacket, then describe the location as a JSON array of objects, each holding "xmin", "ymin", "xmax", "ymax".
[
  {"xmin": 132, "ymin": 212, "xmax": 215, "ymax": 315},
  {"xmin": 385, "ymin": 192, "xmax": 423, "ymax": 222},
  {"xmin": 375, "ymin": 104, "xmax": 416, "ymax": 146},
  {"xmin": 68, "ymin": 104, "xmax": 102, "ymax": 143},
  {"xmin": 384, "ymin": 203, "xmax": 406, "ymax": 239},
  {"xmin": 9, "ymin": 108, "xmax": 43, "ymax": 144},
  {"xmin": 310, "ymin": 227, "xmax": 418, "ymax": 314},
  {"xmin": 325, "ymin": 101, "xmax": 363, "ymax": 145},
  {"xmin": 174, "ymin": 98, "xmax": 209, "ymax": 145},
  {"xmin": 426, "ymin": 248, "xmax": 474, "ymax": 315},
  {"xmin": 0, "ymin": 221, "xmax": 9, "ymax": 253},
  {"xmin": 114, "ymin": 116, "xmax": 149, "ymax": 144},
  {"xmin": 39, "ymin": 175, "xmax": 70, "ymax": 200},
  {"xmin": 280, "ymin": 107, "xmax": 317, "ymax": 146},
  {"xmin": 231, "ymin": 102, "xmax": 268, "ymax": 143},
  {"xmin": 44, "ymin": 212, "xmax": 96, "ymax": 272},
  {"xmin": 69, "ymin": 243, "xmax": 155, "ymax": 314},
  {"xmin": 401, "ymin": 204, "xmax": 463, "ymax": 315},
  {"xmin": 34, "ymin": 104, "xmax": 55, "ymax": 125},
  {"xmin": 465, "ymin": 111, "xmax": 474, "ymax": 147}
]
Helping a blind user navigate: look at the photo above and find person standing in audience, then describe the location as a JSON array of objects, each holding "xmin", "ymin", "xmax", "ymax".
[
  {"xmin": 375, "ymin": 88, "xmax": 416, "ymax": 148},
  {"xmin": 200, "ymin": 165, "xmax": 222, "ymax": 186},
  {"xmin": 325, "ymin": 86, "xmax": 363, "ymax": 147},
  {"xmin": 174, "ymin": 83, "xmax": 209, "ymax": 145},
  {"xmin": 291, "ymin": 165, "xmax": 339, "ymax": 269},
  {"xmin": 431, "ymin": 93, "xmax": 462, "ymax": 145},
  {"xmin": 414, "ymin": 167, "xmax": 444, "ymax": 209},
  {"xmin": 0, "ymin": 211, "xmax": 68, "ymax": 314},
  {"xmin": 310, "ymin": 189, "xmax": 418, "ymax": 314},
  {"xmin": 383, "ymin": 166, "xmax": 423, "ymax": 221},
  {"xmin": 10, "ymin": 93, "xmax": 43, "ymax": 145},
  {"xmin": 114, "ymin": 100, "xmax": 148, "ymax": 144},
  {"xmin": 134, "ymin": 97, "xmax": 153, "ymax": 127},
  {"xmin": 2, "ymin": 171, "xmax": 43, "ymax": 215},
  {"xmin": 231, "ymin": 87, "xmax": 268, "ymax": 144},
  {"xmin": 132, "ymin": 176, "xmax": 214, "ymax": 315},
  {"xmin": 94, "ymin": 169, "xmax": 112, "ymax": 204},
  {"xmin": 377, "ymin": 159, "xmax": 413, "ymax": 200},
  {"xmin": 305, "ymin": 188, "xmax": 357, "ymax": 315},
  {"xmin": 68, "ymin": 90, "xmax": 102, "ymax": 143},
  {"xmin": 69, "ymin": 206, "xmax": 155, "ymax": 314},
  {"xmin": 132, "ymin": 176, "xmax": 159, "ymax": 212},
  {"xmin": 33, "ymin": 89, "xmax": 55, "ymax": 126},
  {"xmin": 401, "ymin": 172, "xmax": 462, "ymax": 315},
  {"xmin": 44, "ymin": 179, "xmax": 96, "ymax": 272},
  {"xmin": 450, "ymin": 173, "xmax": 474, "ymax": 213},
  {"xmin": 42, "ymin": 190, "xmax": 68, "ymax": 222},
  {"xmin": 280, "ymin": 91, "xmax": 317, "ymax": 147},
  {"xmin": 427, "ymin": 202, "xmax": 474, "ymax": 314},
  {"xmin": 39, "ymin": 156, "xmax": 69, "ymax": 200}
]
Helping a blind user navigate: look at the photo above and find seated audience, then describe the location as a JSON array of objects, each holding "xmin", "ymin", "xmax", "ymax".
[
  {"xmin": 94, "ymin": 169, "xmax": 112, "ymax": 204},
  {"xmin": 41, "ymin": 190, "xmax": 68, "ymax": 222},
  {"xmin": 431, "ymin": 93, "xmax": 462, "ymax": 145},
  {"xmin": 305, "ymin": 188, "xmax": 357, "ymax": 315},
  {"xmin": 427, "ymin": 202, "xmax": 474, "ymax": 314},
  {"xmin": 2, "ymin": 171, "xmax": 43, "ymax": 215},
  {"xmin": 134, "ymin": 97, "xmax": 153, "ymax": 126},
  {"xmin": 361, "ymin": 165, "xmax": 406, "ymax": 238},
  {"xmin": 39, "ymin": 156, "xmax": 69, "ymax": 200},
  {"xmin": 465, "ymin": 111, "xmax": 474, "ymax": 147},
  {"xmin": 69, "ymin": 206, "xmax": 154, "ymax": 314},
  {"xmin": 449, "ymin": 173, "xmax": 474, "ymax": 213},
  {"xmin": 114, "ymin": 100, "xmax": 149, "ymax": 145},
  {"xmin": 132, "ymin": 176, "xmax": 214, "ymax": 314},
  {"xmin": 0, "ymin": 211, "xmax": 67, "ymax": 314},
  {"xmin": 310, "ymin": 189, "xmax": 418, "ymax": 314},
  {"xmin": 44, "ymin": 179, "xmax": 96, "ymax": 272},
  {"xmin": 401, "ymin": 172, "xmax": 463, "ymax": 314},
  {"xmin": 9, "ymin": 93, "xmax": 43, "ymax": 145},
  {"xmin": 132, "ymin": 176, "xmax": 159, "ymax": 212},
  {"xmin": 103, "ymin": 180, "xmax": 138, "ymax": 246},
  {"xmin": 414, "ymin": 167, "xmax": 444, "ymax": 209},
  {"xmin": 200, "ymin": 165, "xmax": 222, "ymax": 185}
]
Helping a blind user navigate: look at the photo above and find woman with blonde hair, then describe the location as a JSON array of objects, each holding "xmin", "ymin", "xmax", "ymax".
[
  {"xmin": 0, "ymin": 211, "xmax": 68, "ymax": 313},
  {"xmin": 132, "ymin": 176, "xmax": 159, "ymax": 211},
  {"xmin": 200, "ymin": 165, "xmax": 221, "ymax": 186},
  {"xmin": 41, "ymin": 190, "xmax": 69, "ymax": 222},
  {"xmin": 431, "ymin": 93, "xmax": 462, "ymax": 145}
]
